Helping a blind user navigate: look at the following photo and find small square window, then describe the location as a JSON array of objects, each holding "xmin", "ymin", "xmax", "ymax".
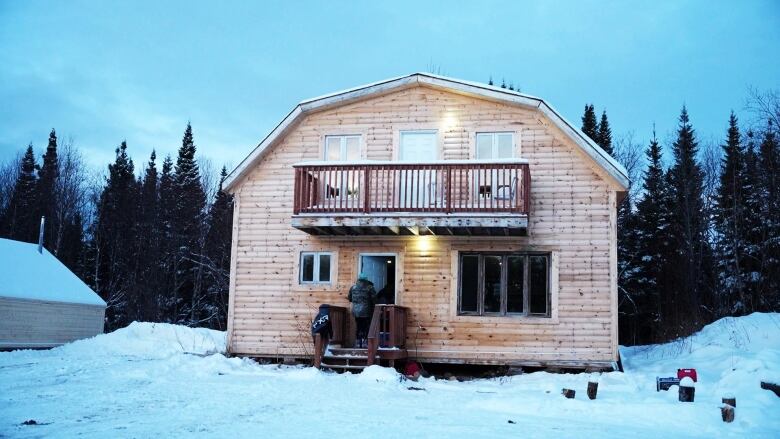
[{"xmin": 300, "ymin": 252, "xmax": 332, "ymax": 284}]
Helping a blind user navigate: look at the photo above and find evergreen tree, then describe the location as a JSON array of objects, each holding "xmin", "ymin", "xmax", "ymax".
[
  {"xmin": 597, "ymin": 110, "xmax": 613, "ymax": 155},
  {"xmin": 756, "ymin": 122, "xmax": 780, "ymax": 309},
  {"xmin": 581, "ymin": 104, "xmax": 599, "ymax": 143},
  {"xmin": 713, "ymin": 113, "xmax": 747, "ymax": 313},
  {"xmin": 95, "ymin": 141, "xmax": 139, "ymax": 329},
  {"xmin": 58, "ymin": 213, "xmax": 84, "ymax": 276},
  {"xmin": 158, "ymin": 155, "xmax": 176, "ymax": 322},
  {"xmin": 37, "ymin": 129, "xmax": 59, "ymax": 251},
  {"xmin": 203, "ymin": 166, "xmax": 234, "ymax": 329},
  {"xmin": 741, "ymin": 134, "xmax": 763, "ymax": 311},
  {"xmin": 666, "ymin": 107, "xmax": 714, "ymax": 337},
  {"xmin": 2, "ymin": 145, "xmax": 39, "ymax": 242},
  {"xmin": 171, "ymin": 124, "xmax": 207, "ymax": 324},
  {"xmin": 627, "ymin": 133, "xmax": 673, "ymax": 343},
  {"xmin": 136, "ymin": 151, "xmax": 161, "ymax": 322}
]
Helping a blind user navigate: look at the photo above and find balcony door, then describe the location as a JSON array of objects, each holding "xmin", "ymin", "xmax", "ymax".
[
  {"xmin": 475, "ymin": 132, "xmax": 515, "ymax": 203},
  {"xmin": 324, "ymin": 135, "xmax": 361, "ymax": 208},
  {"xmin": 399, "ymin": 131, "xmax": 437, "ymax": 209}
]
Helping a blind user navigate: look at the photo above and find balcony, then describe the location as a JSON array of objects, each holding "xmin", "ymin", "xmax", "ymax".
[{"xmin": 292, "ymin": 160, "xmax": 530, "ymax": 236}]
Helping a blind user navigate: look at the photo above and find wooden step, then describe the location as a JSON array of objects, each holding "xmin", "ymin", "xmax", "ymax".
[{"xmin": 320, "ymin": 362, "xmax": 367, "ymax": 371}]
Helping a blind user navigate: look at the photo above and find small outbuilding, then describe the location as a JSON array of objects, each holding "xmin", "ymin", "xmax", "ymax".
[{"xmin": 0, "ymin": 237, "xmax": 106, "ymax": 349}]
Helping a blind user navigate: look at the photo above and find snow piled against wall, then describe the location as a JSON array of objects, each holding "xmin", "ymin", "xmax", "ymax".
[
  {"xmin": 58, "ymin": 321, "xmax": 227, "ymax": 359},
  {"xmin": 0, "ymin": 314, "xmax": 778, "ymax": 438}
]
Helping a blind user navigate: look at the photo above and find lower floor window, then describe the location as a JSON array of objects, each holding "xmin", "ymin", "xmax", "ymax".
[
  {"xmin": 458, "ymin": 252, "xmax": 550, "ymax": 317},
  {"xmin": 300, "ymin": 252, "xmax": 332, "ymax": 284}
]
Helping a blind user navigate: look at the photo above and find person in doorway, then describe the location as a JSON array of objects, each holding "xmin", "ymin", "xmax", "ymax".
[{"xmin": 348, "ymin": 272, "xmax": 377, "ymax": 348}]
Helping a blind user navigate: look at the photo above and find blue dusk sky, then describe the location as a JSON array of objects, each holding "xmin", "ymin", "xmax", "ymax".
[{"xmin": 1, "ymin": 0, "xmax": 778, "ymax": 174}]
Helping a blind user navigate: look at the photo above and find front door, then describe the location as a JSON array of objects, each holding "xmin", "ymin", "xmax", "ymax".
[
  {"xmin": 359, "ymin": 254, "xmax": 396, "ymax": 305},
  {"xmin": 399, "ymin": 131, "xmax": 437, "ymax": 208}
]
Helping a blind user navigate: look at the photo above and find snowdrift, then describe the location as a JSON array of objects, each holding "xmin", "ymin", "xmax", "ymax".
[
  {"xmin": 0, "ymin": 314, "xmax": 777, "ymax": 438},
  {"xmin": 58, "ymin": 321, "xmax": 227, "ymax": 359}
]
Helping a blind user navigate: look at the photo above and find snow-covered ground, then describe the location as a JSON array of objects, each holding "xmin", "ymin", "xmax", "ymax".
[{"xmin": 1, "ymin": 314, "xmax": 778, "ymax": 438}]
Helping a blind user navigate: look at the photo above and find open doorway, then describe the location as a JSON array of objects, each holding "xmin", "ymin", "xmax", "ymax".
[{"xmin": 359, "ymin": 254, "xmax": 396, "ymax": 305}]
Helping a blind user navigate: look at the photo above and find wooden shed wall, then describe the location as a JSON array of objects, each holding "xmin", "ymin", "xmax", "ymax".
[
  {"xmin": 228, "ymin": 84, "xmax": 619, "ymax": 366},
  {"xmin": 0, "ymin": 297, "xmax": 105, "ymax": 349}
]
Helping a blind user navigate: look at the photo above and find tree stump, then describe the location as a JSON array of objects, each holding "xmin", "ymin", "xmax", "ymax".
[
  {"xmin": 587, "ymin": 381, "xmax": 598, "ymax": 400},
  {"xmin": 760, "ymin": 381, "xmax": 780, "ymax": 398},
  {"xmin": 678, "ymin": 385, "xmax": 695, "ymax": 402},
  {"xmin": 722, "ymin": 396, "xmax": 736, "ymax": 407},
  {"xmin": 721, "ymin": 404, "xmax": 735, "ymax": 423},
  {"xmin": 562, "ymin": 388, "xmax": 575, "ymax": 399}
]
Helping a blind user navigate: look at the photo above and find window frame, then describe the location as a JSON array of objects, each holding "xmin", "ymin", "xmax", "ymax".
[
  {"xmin": 299, "ymin": 251, "xmax": 333, "ymax": 284},
  {"xmin": 324, "ymin": 134, "xmax": 362, "ymax": 161},
  {"xmin": 457, "ymin": 252, "xmax": 551, "ymax": 318},
  {"xmin": 475, "ymin": 132, "xmax": 515, "ymax": 160}
]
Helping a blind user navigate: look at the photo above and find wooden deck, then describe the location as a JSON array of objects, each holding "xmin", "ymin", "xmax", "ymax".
[{"xmin": 292, "ymin": 160, "xmax": 530, "ymax": 236}]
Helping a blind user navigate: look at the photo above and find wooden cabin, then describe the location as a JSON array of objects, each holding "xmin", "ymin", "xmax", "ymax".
[
  {"xmin": 0, "ymin": 238, "xmax": 106, "ymax": 349},
  {"xmin": 223, "ymin": 73, "xmax": 629, "ymax": 371}
]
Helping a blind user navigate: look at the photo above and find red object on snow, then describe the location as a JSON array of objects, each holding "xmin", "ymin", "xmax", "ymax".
[
  {"xmin": 405, "ymin": 361, "xmax": 421, "ymax": 377},
  {"xmin": 677, "ymin": 368, "xmax": 698, "ymax": 382}
]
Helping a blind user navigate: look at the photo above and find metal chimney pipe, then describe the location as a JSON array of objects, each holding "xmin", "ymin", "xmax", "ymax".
[{"xmin": 38, "ymin": 216, "xmax": 45, "ymax": 254}]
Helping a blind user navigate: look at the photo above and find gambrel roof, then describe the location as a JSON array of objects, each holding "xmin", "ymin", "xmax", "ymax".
[{"xmin": 224, "ymin": 73, "xmax": 630, "ymax": 191}]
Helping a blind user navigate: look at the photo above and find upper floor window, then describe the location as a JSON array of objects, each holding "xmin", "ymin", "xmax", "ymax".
[
  {"xmin": 476, "ymin": 132, "xmax": 514, "ymax": 159},
  {"xmin": 325, "ymin": 135, "xmax": 360, "ymax": 161},
  {"xmin": 458, "ymin": 252, "xmax": 550, "ymax": 317},
  {"xmin": 300, "ymin": 251, "xmax": 332, "ymax": 284}
]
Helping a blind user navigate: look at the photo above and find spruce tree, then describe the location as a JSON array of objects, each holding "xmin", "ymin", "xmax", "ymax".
[
  {"xmin": 581, "ymin": 104, "xmax": 599, "ymax": 144},
  {"xmin": 666, "ymin": 107, "xmax": 713, "ymax": 336},
  {"xmin": 95, "ymin": 141, "xmax": 139, "ymax": 329},
  {"xmin": 203, "ymin": 166, "xmax": 234, "ymax": 329},
  {"xmin": 158, "ymin": 155, "xmax": 176, "ymax": 322},
  {"xmin": 756, "ymin": 122, "xmax": 780, "ymax": 309},
  {"xmin": 714, "ymin": 113, "xmax": 747, "ymax": 313},
  {"xmin": 37, "ymin": 129, "xmax": 59, "ymax": 251},
  {"xmin": 2, "ymin": 145, "xmax": 39, "ymax": 242},
  {"xmin": 137, "ymin": 151, "xmax": 161, "ymax": 321},
  {"xmin": 597, "ymin": 110, "xmax": 613, "ymax": 156},
  {"xmin": 741, "ymin": 136, "xmax": 764, "ymax": 310},
  {"xmin": 632, "ymin": 133, "xmax": 673, "ymax": 343},
  {"xmin": 172, "ymin": 123, "xmax": 206, "ymax": 324},
  {"xmin": 59, "ymin": 213, "xmax": 84, "ymax": 276}
]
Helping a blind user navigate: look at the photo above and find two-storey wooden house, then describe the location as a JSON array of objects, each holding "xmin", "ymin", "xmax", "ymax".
[{"xmin": 223, "ymin": 73, "xmax": 629, "ymax": 371}]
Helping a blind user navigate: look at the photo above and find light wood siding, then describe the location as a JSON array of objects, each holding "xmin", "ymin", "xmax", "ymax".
[
  {"xmin": 0, "ymin": 297, "xmax": 105, "ymax": 349},
  {"xmin": 228, "ymin": 85, "xmax": 620, "ymax": 366}
]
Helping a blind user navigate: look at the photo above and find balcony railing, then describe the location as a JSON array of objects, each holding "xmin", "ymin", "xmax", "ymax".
[{"xmin": 293, "ymin": 160, "xmax": 530, "ymax": 215}]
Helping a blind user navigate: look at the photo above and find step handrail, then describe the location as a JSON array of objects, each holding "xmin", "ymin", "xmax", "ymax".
[{"xmin": 366, "ymin": 304, "xmax": 408, "ymax": 366}]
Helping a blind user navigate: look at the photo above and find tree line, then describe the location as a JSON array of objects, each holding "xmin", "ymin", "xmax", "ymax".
[
  {"xmin": 0, "ymin": 124, "xmax": 233, "ymax": 331},
  {"xmin": 3, "ymin": 84, "xmax": 779, "ymax": 342},
  {"xmin": 583, "ymin": 91, "xmax": 780, "ymax": 345}
]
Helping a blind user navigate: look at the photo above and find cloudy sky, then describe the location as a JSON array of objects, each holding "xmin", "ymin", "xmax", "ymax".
[{"xmin": 1, "ymin": 0, "xmax": 778, "ymax": 174}]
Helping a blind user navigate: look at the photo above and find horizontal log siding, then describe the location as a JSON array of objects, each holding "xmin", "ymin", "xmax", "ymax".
[{"xmin": 228, "ymin": 85, "xmax": 619, "ymax": 364}]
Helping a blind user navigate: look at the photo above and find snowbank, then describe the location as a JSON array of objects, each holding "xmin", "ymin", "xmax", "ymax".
[
  {"xmin": 59, "ymin": 321, "xmax": 227, "ymax": 359},
  {"xmin": 0, "ymin": 314, "xmax": 777, "ymax": 438}
]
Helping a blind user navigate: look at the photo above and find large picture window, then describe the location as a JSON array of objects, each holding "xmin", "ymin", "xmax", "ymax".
[
  {"xmin": 299, "ymin": 252, "xmax": 332, "ymax": 284},
  {"xmin": 458, "ymin": 252, "xmax": 550, "ymax": 317}
]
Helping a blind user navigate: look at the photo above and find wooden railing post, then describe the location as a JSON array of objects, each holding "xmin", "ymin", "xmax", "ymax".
[
  {"xmin": 363, "ymin": 166, "xmax": 371, "ymax": 214},
  {"xmin": 366, "ymin": 306, "xmax": 382, "ymax": 366},
  {"xmin": 313, "ymin": 333, "xmax": 324, "ymax": 369}
]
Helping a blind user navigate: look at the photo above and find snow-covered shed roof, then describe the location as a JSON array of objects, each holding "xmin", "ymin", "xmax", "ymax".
[
  {"xmin": 0, "ymin": 238, "xmax": 106, "ymax": 307},
  {"xmin": 224, "ymin": 72, "xmax": 630, "ymax": 191}
]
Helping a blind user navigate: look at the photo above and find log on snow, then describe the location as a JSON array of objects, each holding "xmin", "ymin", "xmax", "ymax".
[
  {"xmin": 721, "ymin": 405, "xmax": 735, "ymax": 423},
  {"xmin": 587, "ymin": 381, "xmax": 598, "ymax": 400},
  {"xmin": 562, "ymin": 388, "xmax": 575, "ymax": 399}
]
